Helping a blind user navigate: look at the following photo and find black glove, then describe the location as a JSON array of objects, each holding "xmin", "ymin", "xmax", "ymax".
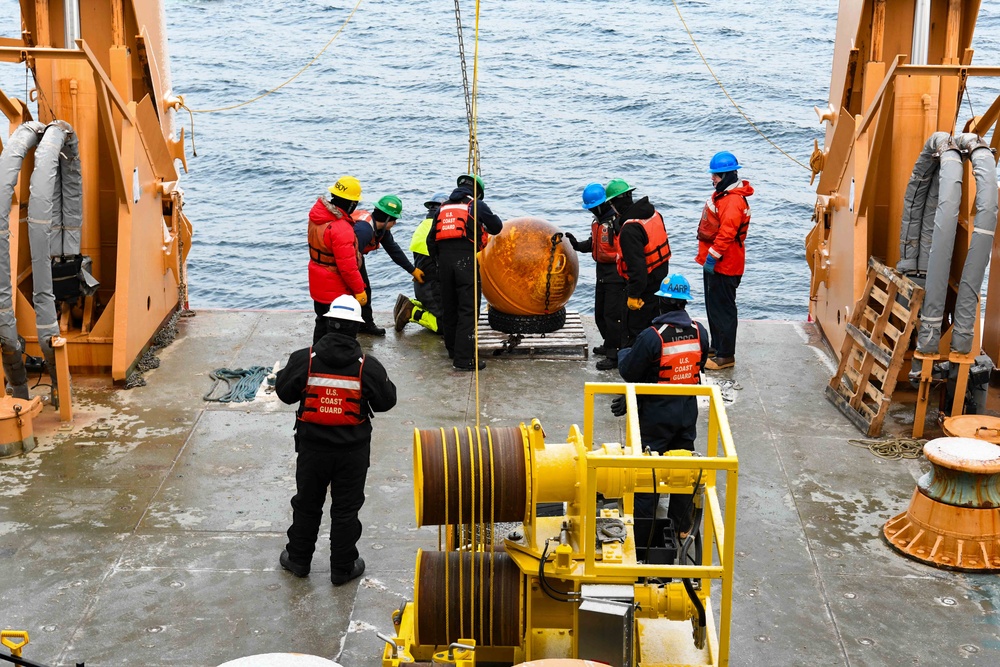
[
  {"xmin": 611, "ymin": 396, "xmax": 627, "ymax": 417},
  {"xmin": 565, "ymin": 232, "xmax": 581, "ymax": 251}
]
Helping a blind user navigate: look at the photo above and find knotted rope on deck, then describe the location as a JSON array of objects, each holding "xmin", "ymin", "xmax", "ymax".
[{"xmin": 847, "ymin": 438, "xmax": 926, "ymax": 461}]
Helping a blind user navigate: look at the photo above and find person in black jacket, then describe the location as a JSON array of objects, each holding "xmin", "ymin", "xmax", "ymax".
[
  {"xmin": 566, "ymin": 182, "xmax": 626, "ymax": 371},
  {"xmin": 606, "ymin": 178, "xmax": 671, "ymax": 348},
  {"xmin": 275, "ymin": 294, "xmax": 397, "ymax": 585},
  {"xmin": 615, "ymin": 274, "xmax": 708, "ymax": 530},
  {"xmin": 426, "ymin": 174, "xmax": 504, "ymax": 371}
]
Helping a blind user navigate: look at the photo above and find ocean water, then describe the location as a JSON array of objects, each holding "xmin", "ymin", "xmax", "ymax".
[{"xmin": 1, "ymin": 1, "xmax": 998, "ymax": 321}]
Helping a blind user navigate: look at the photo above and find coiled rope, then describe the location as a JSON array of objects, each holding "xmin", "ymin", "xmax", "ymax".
[
  {"xmin": 203, "ymin": 366, "xmax": 270, "ymax": 403},
  {"xmin": 670, "ymin": 0, "xmax": 810, "ymax": 171},
  {"xmin": 847, "ymin": 438, "xmax": 926, "ymax": 461}
]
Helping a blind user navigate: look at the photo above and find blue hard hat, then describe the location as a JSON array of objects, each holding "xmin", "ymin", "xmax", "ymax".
[
  {"xmin": 424, "ymin": 192, "xmax": 448, "ymax": 209},
  {"xmin": 655, "ymin": 274, "xmax": 693, "ymax": 300},
  {"xmin": 707, "ymin": 151, "xmax": 743, "ymax": 174},
  {"xmin": 581, "ymin": 182, "xmax": 607, "ymax": 210}
]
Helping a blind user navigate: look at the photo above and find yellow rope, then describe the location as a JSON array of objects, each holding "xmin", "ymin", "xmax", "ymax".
[
  {"xmin": 848, "ymin": 438, "xmax": 926, "ymax": 461},
  {"xmin": 183, "ymin": 0, "xmax": 363, "ymax": 114},
  {"xmin": 470, "ymin": 0, "xmax": 483, "ymax": 431},
  {"xmin": 670, "ymin": 0, "xmax": 810, "ymax": 171}
]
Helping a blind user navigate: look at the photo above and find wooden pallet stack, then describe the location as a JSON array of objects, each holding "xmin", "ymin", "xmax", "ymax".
[
  {"xmin": 825, "ymin": 258, "xmax": 924, "ymax": 437},
  {"xmin": 477, "ymin": 310, "xmax": 589, "ymax": 360}
]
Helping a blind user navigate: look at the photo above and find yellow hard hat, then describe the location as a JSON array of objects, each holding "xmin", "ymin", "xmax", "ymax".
[{"xmin": 329, "ymin": 175, "xmax": 362, "ymax": 202}]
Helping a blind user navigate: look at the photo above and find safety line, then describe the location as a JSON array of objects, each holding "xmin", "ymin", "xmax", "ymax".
[
  {"xmin": 670, "ymin": 0, "xmax": 810, "ymax": 171},
  {"xmin": 183, "ymin": 0, "xmax": 363, "ymax": 114}
]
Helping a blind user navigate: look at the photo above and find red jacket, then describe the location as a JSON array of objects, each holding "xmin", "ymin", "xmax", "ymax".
[
  {"xmin": 696, "ymin": 180, "xmax": 753, "ymax": 276},
  {"xmin": 307, "ymin": 197, "xmax": 365, "ymax": 303}
]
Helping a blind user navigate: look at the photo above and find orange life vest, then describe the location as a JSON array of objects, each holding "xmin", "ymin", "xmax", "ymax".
[
  {"xmin": 435, "ymin": 199, "xmax": 490, "ymax": 250},
  {"xmin": 353, "ymin": 210, "xmax": 383, "ymax": 254},
  {"xmin": 615, "ymin": 212, "xmax": 671, "ymax": 277},
  {"xmin": 698, "ymin": 193, "xmax": 749, "ymax": 246},
  {"xmin": 298, "ymin": 351, "xmax": 366, "ymax": 427},
  {"xmin": 591, "ymin": 218, "xmax": 617, "ymax": 263},
  {"xmin": 656, "ymin": 323, "xmax": 701, "ymax": 385},
  {"xmin": 697, "ymin": 197, "xmax": 720, "ymax": 243},
  {"xmin": 308, "ymin": 214, "xmax": 360, "ymax": 268}
]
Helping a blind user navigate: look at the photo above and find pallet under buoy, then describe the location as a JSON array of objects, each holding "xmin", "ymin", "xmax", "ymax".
[{"xmin": 477, "ymin": 309, "xmax": 588, "ymax": 360}]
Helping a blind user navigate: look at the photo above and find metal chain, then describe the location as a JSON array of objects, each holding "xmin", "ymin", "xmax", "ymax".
[
  {"xmin": 453, "ymin": 0, "xmax": 480, "ymax": 171},
  {"xmin": 544, "ymin": 233, "xmax": 562, "ymax": 314}
]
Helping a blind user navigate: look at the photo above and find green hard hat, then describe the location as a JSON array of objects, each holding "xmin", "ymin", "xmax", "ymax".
[
  {"xmin": 374, "ymin": 195, "xmax": 403, "ymax": 219},
  {"xmin": 457, "ymin": 173, "xmax": 486, "ymax": 195},
  {"xmin": 605, "ymin": 178, "xmax": 635, "ymax": 200}
]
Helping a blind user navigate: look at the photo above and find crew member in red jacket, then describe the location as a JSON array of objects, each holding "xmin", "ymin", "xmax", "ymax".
[
  {"xmin": 308, "ymin": 175, "xmax": 368, "ymax": 344},
  {"xmin": 275, "ymin": 295, "xmax": 397, "ymax": 585},
  {"xmin": 695, "ymin": 151, "xmax": 754, "ymax": 370}
]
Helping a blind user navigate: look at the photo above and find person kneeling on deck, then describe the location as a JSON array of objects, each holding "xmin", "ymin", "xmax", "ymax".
[
  {"xmin": 696, "ymin": 151, "xmax": 754, "ymax": 371},
  {"xmin": 308, "ymin": 176, "xmax": 369, "ymax": 344},
  {"xmin": 394, "ymin": 192, "xmax": 447, "ymax": 333},
  {"xmin": 614, "ymin": 274, "xmax": 708, "ymax": 530},
  {"xmin": 275, "ymin": 295, "xmax": 398, "ymax": 585},
  {"xmin": 427, "ymin": 174, "xmax": 504, "ymax": 371},
  {"xmin": 606, "ymin": 178, "xmax": 671, "ymax": 349},
  {"xmin": 353, "ymin": 195, "xmax": 425, "ymax": 336},
  {"xmin": 566, "ymin": 182, "xmax": 625, "ymax": 371}
]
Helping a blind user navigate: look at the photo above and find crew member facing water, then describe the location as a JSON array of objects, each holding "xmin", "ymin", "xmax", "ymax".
[
  {"xmin": 308, "ymin": 175, "xmax": 368, "ymax": 344},
  {"xmin": 395, "ymin": 192, "xmax": 447, "ymax": 333},
  {"xmin": 427, "ymin": 174, "xmax": 504, "ymax": 371},
  {"xmin": 353, "ymin": 195, "xmax": 424, "ymax": 336},
  {"xmin": 614, "ymin": 274, "xmax": 708, "ymax": 527},
  {"xmin": 276, "ymin": 295, "xmax": 398, "ymax": 585},
  {"xmin": 696, "ymin": 151, "xmax": 753, "ymax": 371},
  {"xmin": 607, "ymin": 178, "xmax": 671, "ymax": 348},
  {"xmin": 566, "ymin": 182, "xmax": 625, "ymax": 371}
]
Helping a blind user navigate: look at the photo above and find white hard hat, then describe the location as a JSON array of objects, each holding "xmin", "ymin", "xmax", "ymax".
[{"xmin": 325, "ymin": 295, "xmax": 364, "ymax": 323}]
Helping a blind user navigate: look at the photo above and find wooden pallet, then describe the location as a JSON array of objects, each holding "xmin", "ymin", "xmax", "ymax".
[
  {"xmin": 825, "ymin": 258, "xmax": 925, "ymax": 436},
  {"xmin": 477, "ymin": 310, "xmax": 589, "ymax": 360}
]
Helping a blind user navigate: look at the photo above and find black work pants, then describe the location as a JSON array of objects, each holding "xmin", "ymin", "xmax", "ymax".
[
  {"xmin": 595, "ymin": 265, "xmax": 625, "ymax": 358},
  {"xmin": 634, "ymin": 418, "xmax": 696, "ymax": 533},
  {"xmin": 437, "ymin": 243, "xmax": 481, "ymax": 367},
  {"xmin": 413, "ymin": 255, "xmax": 442, "ymax": 316},
  {"xmin": 360, "ymin": 258, "xmax": 375, "ymax": 326},
  {"xmin": 703, "ymin": 271, "xmax": 742, "ymax": 358},
  {"xmin": 286, "ymin": 440, "xmax": 371, "ymax": 569},
  {"xmin": 313, "ymin": 300, "xmax": 330, "ymax": 345}
]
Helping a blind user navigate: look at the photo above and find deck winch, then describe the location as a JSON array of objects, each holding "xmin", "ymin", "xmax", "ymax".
[
  {"xmin": 884, "ymin": 436, "xmax": 1000, "ymax": 571},
  {"xmin": 382, "ymin": 382, "xmax": 739, "ymax": 667}
]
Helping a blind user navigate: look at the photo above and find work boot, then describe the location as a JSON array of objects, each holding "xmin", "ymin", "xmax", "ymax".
[
  {"xmin": 279, "ymin": 550, "xmax": 310, "ymax": 578},
  {"xmin": 395, "ymin": 298, "xmax": 415, "ymax": 332},
  {"xmin": 331, "ymin": 557, "xmax": 366, "ymax": 585},
  {"xmin": 593, "ymin": 345, "xmax": 608, "ymax": 356},
  {"xmin": 454, "ymin": 360, "xmax": 487, "ymax": 372},
  {"xmin": 704, "ymin": 356, "xmax": 735, "ymax": 370},
  {"xmin": 707, "ymin": 347, "xmax": 717, "ymax": 358},
  {"xmin": 596, "ymin": 357, "xmax": 617, "ymax": 371},
  {"xmin": 393, "ymin": 294, "xmax": 409, "ymax": 323},
  {"xmin": 359, "ymin": 322, "xmax": 387, "ymax": 336}
]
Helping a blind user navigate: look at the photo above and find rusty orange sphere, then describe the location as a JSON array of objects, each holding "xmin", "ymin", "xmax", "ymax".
[{"xmin": 478, "ymin": 217, "xmax": 579, "ymax": 315}]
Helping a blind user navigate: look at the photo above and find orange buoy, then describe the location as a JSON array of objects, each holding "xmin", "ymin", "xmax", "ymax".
[{"xmin": 478, "ymin": 217, "xmax": 579, "ymax": 316}]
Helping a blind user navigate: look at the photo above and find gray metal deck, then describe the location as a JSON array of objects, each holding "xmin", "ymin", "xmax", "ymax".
[{"xmin": 1, "ymin": 310, "xmax": 997, "ymax": 666}]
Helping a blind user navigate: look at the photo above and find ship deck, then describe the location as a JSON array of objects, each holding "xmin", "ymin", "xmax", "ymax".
[{"xmin": 2, "ymin": 309, "xmax": 998, "ymax": 667}]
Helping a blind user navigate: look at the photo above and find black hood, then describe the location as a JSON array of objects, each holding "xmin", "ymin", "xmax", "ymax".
[
  {"xmin": 313, "ymin": 331, "xmax": 364, "ymax": 366},
  {"xmin": 618, "ymin": 195, "xmax": 655, "ymax": 221},
  {"xmin": 652, "ymin": 309, "xmax": 692, "ymax": 328},
  {"xmin": 449, "ymin": 185, "xmax": 475, "ymax": 202}
]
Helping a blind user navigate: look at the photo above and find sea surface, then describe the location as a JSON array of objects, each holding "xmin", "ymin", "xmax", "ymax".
[{"xmin": 1, "ymin": 1, "xmax": 998, "ymax": 320}]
